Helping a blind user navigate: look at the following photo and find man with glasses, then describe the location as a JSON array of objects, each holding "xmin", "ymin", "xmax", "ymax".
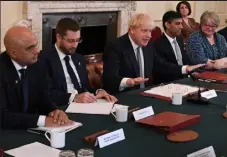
[{"xmin": 39, "ymin": 18, "xmax": 117, "ymax": 105}]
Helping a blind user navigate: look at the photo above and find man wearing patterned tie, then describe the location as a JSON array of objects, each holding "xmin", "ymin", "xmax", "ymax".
[
  {"xmin": 40, "ymin": 18, "xmax": 117, "ymax": 105},
  {"xmin": 0, "ymin": 26, "xmax": 73, "ymax": 129},
  {"xmin": 153, "ymin": 11, "xmax": 205, "ymax": 84}
]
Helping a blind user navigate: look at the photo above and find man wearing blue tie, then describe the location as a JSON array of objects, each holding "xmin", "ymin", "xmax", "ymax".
[
  {"xmin": 39, "ymin": 18, "xmax": 117, "ymax": 105},
  {"xmin": 0, "ymin": 26, "xmax": 73, "ymax": 129}
]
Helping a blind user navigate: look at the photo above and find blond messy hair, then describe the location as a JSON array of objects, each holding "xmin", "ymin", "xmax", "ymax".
[{"xmin": 128, "ymin": 13, "xmax": 153, "ymax": 30}]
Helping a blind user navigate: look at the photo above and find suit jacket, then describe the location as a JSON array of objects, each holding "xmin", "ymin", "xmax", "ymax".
[
  {"xmin": 103, "ymin": 33, "xmax": 182, "ymax": 94},
  {"xmin": 154, "ymin": 33, "xmax": 191, "ymax": 84},
  {"xmin": 218, "ymin": 26, "xmax": 227, "ymax": 42},
  {"xmin": 39, "ymin": 46, "xmax": 96, "ymax": 106},
  {"xmin": 0, "ymin": 52, "xmax": 57, "ymax": 129}
]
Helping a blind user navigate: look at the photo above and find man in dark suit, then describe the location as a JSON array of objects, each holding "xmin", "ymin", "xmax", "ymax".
[
  {"xmin": 0, "ymin": 26, "xmax": 73, "ymax": 129},
  {"xmin": 39, "ymin": 18, "xmax": 117, "ymax": 105},
  {"xmin": 218, "ymin": 26, "xmax": 227, "ymax": 41},
  {"xmin": 103, "ymin": 13, "xmax": 204, "ymax": 94},
  {"xmin": 153, "ymin": 11, "xmax": 205, "ymax": 84}
]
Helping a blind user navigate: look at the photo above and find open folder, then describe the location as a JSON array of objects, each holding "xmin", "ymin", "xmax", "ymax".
[
  {"xmin": 136, "ymin": 111, "xmax": 201, "ymax": 133},
  {"xmin": 197, "ymin": 71, "xmax": 227, "ymax": 84}
]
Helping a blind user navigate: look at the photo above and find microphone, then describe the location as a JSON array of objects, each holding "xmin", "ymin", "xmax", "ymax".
[{"xmin": 187, "ymin": 73, "xmax": 209, "ymax": 104}]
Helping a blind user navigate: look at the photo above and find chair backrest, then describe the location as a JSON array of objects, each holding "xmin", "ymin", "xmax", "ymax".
[{"xmin": 150, "ymin": 26, "xmax": 162, "ymax": 42}]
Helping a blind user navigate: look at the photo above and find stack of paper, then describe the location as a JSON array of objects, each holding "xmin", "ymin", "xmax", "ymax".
[
  {"xmin": 28, "ymin": 121, "xmax": 82, "ymax": 133},
  {"xmin": 5, "ymin": 142, "xmax": 61, "ymax": 157},
  {"xmin": 66, "ymin": 101, "xmax": 114, "ymax": 115}
]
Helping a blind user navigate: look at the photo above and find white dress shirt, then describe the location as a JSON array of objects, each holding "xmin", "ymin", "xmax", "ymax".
[
  {"xmin": 55, "ymin": 44, "xmax": 82, "ymax": 103},
  {"xmin": 164, "ymin": 32, "xmax": 187, "ymax": 74},
  {"xmin": 119, "ymin": 35, "xmax": 145, "ymax": 91},
  {"xmin": 11, "ymin": 59, "xmax": 46, "ymax": 127}
]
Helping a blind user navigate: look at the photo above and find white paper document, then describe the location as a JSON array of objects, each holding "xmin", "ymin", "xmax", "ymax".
[
  {"xmin": 66, "ymin": 102, "xmax": 114, "ymax": 115},
  {"xmin": 28, "ymin": 121, "xmax": 82, "ymax": 133},
  {"xmin": 187, "ymin": 146, "xmax": 216, "ymax": 157},
  {"xmin": 5, "ymin": 142, "xmax": 61, "ymax": 157},
  {"xmin": 144, "ymin": 83, "xmax": 200, "ymax": 98}
]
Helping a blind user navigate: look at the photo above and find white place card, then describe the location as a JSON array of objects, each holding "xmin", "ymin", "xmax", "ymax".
[
  {"xmin": 201, "ymin": 90, "xmax": 217, "ymax": 99},
  {"xmin": 187, "ymin": 146, "xmax": 216, "ymax": 157},
  {"xmin": 95, "ymin": 128, "xmax": 125, "ymax": 148},
  {"xmin": 133, "ymin": 106, "xmax": 154, "ymax": 121}
]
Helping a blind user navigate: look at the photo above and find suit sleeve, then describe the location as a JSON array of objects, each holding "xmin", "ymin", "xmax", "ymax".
[{"xmin": 102, "ymin": 42, "xmax": 124, "ymax": 94}]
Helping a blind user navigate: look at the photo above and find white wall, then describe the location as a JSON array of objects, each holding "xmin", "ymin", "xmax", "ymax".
[{"xmin": 1, "ymin": 1, "xmax": 23, "ymax": 52}]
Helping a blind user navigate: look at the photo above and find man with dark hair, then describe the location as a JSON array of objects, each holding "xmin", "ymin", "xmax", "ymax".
[
  {"xmin": 218, "ymin": 26, "xmax": 227, "ymax": 41},
  {"xmin": 39, "ymin": 18, "xmax": 117, "ymax": 105},
  {"xmin": 153, "ymin": 10, "xmax": 205, "ymax": 84},
  {"xmin": 0, "ymin": 26, "xmax": 73, "ymax": 129}
]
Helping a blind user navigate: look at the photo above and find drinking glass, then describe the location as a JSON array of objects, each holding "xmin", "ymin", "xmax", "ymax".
[
  {"xmin": 77, "ymin": 148, "xmax": 94, "ymax": 157},
  {"xmin": 59, "ymin": 150, "xmax": 76, "ymax": 157}
]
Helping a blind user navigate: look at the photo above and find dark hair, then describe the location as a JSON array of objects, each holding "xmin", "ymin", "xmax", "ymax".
[
  {"xmin": 176, "ymin": 1, "xmax": 192, "ymax": 16},
  {"xmin": 56, "ymin": 18, "xmax": 80, "ymax": 37},
  {"xmin": 162, "ymin": 10, "xmax": 182, "ymax": 31}
]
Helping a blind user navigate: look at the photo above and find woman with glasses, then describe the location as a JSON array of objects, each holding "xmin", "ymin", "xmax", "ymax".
[
  {"xmin": 176, "ymin": 1, "xmax": 199, "ymax": 42},
  {"xmin": 187, "ymin": 11, "xmax": 227, "ymax": 70}
]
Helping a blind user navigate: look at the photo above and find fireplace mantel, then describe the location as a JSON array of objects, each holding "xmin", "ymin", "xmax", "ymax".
[{"xmin": 23, "ymin": 1, "xmax": 136, "ymax": 50}]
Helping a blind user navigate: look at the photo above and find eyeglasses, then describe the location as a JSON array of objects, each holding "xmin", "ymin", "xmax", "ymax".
[
  {"xmin": 203, "ymin": 24, "xmax": 217, "ymax": 29},
  {"xmin": 62, "ymin": 37, "xmax": 82, "ymax": 44}
]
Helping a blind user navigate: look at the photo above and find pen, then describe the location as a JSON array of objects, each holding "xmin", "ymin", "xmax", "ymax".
[{"xmin": 27, "ymin": 129, "xmax": 43, "ymax": 135}]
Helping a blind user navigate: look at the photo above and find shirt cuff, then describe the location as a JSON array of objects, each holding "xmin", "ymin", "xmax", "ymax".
[
  {"xmin": 37, "ymin": 115, "xmax": 46, "ymax": 127},
  {"xmin": 181, "ymin": 65, "xmax": 188, "ymax": 74},
  {"xmin": 119, "ymin": 78, "xmax": 130, "ymax": 91},
  {"xmin": 69, "ymin": 90, "xmax": 78, "ymax": 104}
]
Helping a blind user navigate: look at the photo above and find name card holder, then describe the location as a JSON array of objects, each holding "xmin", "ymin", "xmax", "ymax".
[
  {"xmin": 132, "ymin": 106, "xmax": 154, "ymax": 121},
  {"xmin": 187, "ymin": 145, "xmax": 216, "ymax": 157}
]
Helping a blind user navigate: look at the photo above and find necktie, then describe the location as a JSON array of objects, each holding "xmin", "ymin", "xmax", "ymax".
[
  {"xmin": 64, "ymin": 55, "xmax": 83, "ymax": 93},
  {"xmin": 19, "ymin": 69, "xmax": 28, "ymax": 112},
  {"xmin": 173, "ymin": 39, "xmax": 183, "ymax": 66},
  {"xmin": 136, "ymin": 46, "xmax": 145, "ymax": 88}
]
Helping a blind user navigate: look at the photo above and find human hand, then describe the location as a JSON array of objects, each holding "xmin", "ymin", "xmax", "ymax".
[
  {"xmin": 95, "ymin": 89, "xmax": 118, "ymax": 102},
  {"xmin": 48, "ymin": 109, "xmax": 69, "ymax": 125},
  {"xmin": 126, "ymin": 77, "xmax": 149, "ymax": 87},
  {"xmin": 45, "ymin": 116, "xmax": 74, "ymax": 127},
  {"xmin": 186, "ymin": 64, "xmax": 206, "ymax": 73},
  {"xmin": 73, "ymin": 92, "xmax": 96, "ymax": 103}
]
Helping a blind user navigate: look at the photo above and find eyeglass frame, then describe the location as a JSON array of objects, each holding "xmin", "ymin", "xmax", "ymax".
[
  {"xmin": 203, "ymin": 24, "xmax": 217, "ymax": 29},
  {"xmin": 61, "ymin": 36, "xmax": 83, "ymax": 44}
]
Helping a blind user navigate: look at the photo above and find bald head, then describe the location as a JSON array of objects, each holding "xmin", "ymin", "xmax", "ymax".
[{"xmin": 4, "ymin": 26, "xmax": 40, "ymax": 66}]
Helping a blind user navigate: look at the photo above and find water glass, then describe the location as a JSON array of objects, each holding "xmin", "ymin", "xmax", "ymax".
[
  {"xmin": 77, "ymin": 148, "xmax": 94, "ymax": 157},
  {"xmin": 59, "ymin": 150, "xmax": 76, "ymax": 157}
]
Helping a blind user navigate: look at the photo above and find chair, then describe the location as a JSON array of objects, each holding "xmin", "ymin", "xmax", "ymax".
[{"xmin": 150, "ymin": 26, "xmax": 162, "ymax": 42}]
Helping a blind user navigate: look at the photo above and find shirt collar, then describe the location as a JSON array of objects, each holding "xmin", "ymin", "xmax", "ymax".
[
  {"xmin": 164, "ymin": 32, "xmax": 176, "ymax": 44},
  {"xmin": 11, "ymin": 59, "xmax": 27, "ymax": 71},
  {"xmin": 55, "ymin": 43, "xmax": 70, "ymax": 61},
  {"xmin": 128, "ymin": 34, "xmax": 140, "ymax": 50}
]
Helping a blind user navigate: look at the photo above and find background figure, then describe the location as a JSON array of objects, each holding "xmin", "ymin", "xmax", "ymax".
[
  {"xmin": 1, "ymin": 26, "xmax": 72, "ymax": 129},
  {"xmin": 39, "ymin": 18, "xmax": 117, "ymax": 105},
  {"xmin": 176, "ymin": 1, "xmax": 199, "ymax": 42},
  {"xmin": 218, "ymin": 26, "xmax": 227, "ymax": 41},
  {"xmin": 153, "ymin": 11, "xmax": 205, "ymax": 84},
  {"xmin": 187, "ymin": 11, "xmax": 227, "ymax": 70}
]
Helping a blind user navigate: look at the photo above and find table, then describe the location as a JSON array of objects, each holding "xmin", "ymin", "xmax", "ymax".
[{"xmin": 1, "ymin": 76, "xmax": 227, "ymax": 157}]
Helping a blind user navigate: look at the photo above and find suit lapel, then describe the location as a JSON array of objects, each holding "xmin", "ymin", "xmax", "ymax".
[
  {"xmin": 51, "ymin": 48, "xmax": 68, "ymax": 92},
  {"xmin": 124, "ymin": 35, "xmax": 140, "ymax": 77},
  {"xmin": 163, "ymin": 35, "xmax": 178, "ymax": 64},
  {"xmin": 4, "ymin": 54, "xmax": 23, "ymax": 106}
]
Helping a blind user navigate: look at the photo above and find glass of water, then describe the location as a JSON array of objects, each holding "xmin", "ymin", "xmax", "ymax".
[
  {"xmin": 77, "ymin": 148, "xmax": 94, "ymax": 157},
  {"xmin": 59, "ymin": 150, "xmax": 76, "ymax": 157}
]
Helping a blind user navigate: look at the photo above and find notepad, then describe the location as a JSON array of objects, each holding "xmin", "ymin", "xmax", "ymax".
[
  {"xmin": 66, "ymin": 102, "xmax": 114, "ymax": 115},
  {"xmin": 5, "ymin": 142, "xmax": 61, "ymax": 157},
  {"xmin": 28, "ymin": 121, "xmax": 82, "ymax": 133}
]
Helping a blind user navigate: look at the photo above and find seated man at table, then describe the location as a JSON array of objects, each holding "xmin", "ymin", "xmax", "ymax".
[
  {"xmin": 0, "ymin": 26, "xmax": 73, "ymax": 129},
  {"xmin": 218, "ymin": 26, "xmax": 227, "ymax": 41},
  {"xmin": 153, "ymin": 11, "xmax": 205, "ymax": 84},
  {"xmin": 39, "ymin": 18, "xmax": 117, "ymax": 106},
  {"xmin": 102, "ymin": 13, "xmax": 204, "ymax": 94}
]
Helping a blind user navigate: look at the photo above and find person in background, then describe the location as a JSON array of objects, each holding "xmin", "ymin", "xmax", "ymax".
[
  {"xmin": 218, "ymin": 26, "xmax": 227, "ymax": 41},
  {"xmin": 0, "ymin": 26, "xmax": 73, "ymax": 129},
  {"xmin": 187, "ymin": 11, "xmax": 227, "ymax": 70},
  {"xmin": 39, "ymin": 18, "xmax": 117, "ymax": 105},
  {"xmin": 176, "ymin": 1, "xmax": 199, "ymax": 42},
  {"xmin": 153, "ymin": 11, "xmax": 205, "ymax": 84}
]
